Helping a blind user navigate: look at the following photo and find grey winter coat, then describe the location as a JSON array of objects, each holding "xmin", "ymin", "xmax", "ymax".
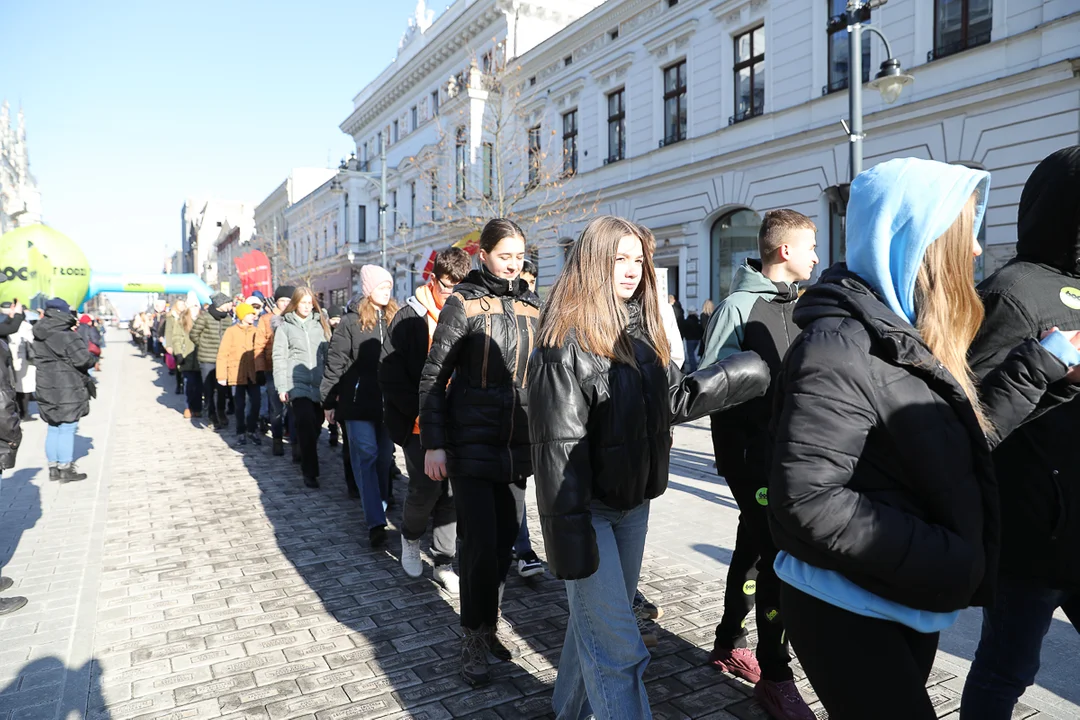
[{"xmin": 272, "ymin": 312, "xmax": 329, "ymax": 402}]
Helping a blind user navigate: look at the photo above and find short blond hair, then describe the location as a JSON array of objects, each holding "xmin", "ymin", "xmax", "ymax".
[{"xmin": 758, "ymin": 209, "xmax": 817, "ymax": 262}]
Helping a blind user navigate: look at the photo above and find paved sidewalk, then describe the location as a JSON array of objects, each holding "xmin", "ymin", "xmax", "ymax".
[{"xmin": 0, "ymin": 334, "xmax": 1075, "ymax": 719}]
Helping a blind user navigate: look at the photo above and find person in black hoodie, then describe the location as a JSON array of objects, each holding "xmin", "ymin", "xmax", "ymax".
[
  {"xmin": 32, "ymin": 298, "xmax": 96, "ymax": 483},
  {"xmin": 529, "ymin": 216, "xmax": 769, "ymax": 719},
  {"xmin": 419, "ymin": 218, "xmax": 540, "ymax": 687},
  {"xmin": 380, "ymin": 247, "xmax": 471, "ymax": 593},
  {"xmin": 768, "ymin": 158, "xmax": 1079, "ymax": 720},
  {"xmin": 321, "ymin": 266, "xmax": 396, "ymax": 547},
  {"xmin": 961, "ymin": 146, "xmax": 1080, "ymax": 719},
  {"xmin": 0, "ymin": 276, "xmax": 26, "ymax": 615}
]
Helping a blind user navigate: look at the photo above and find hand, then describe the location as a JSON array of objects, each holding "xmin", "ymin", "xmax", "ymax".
[
  {"xmin": 425, "ymin": 449, "xmax": 448, "ymax": 481},
  {"xmin": 279, "ymin": 392, "xmax": 288, "ymax": 403},
  {"xmin": 324, "ymin": 409, "xmax": 335, "ymax": 425},
  {"xmin": 256, "ymin": 371, "xmax": 266, "ymax": 387},
  {"xmin": 166, "ymin": 347, "xmax": 173, "ymax": 355},
  {"xmin": 1068, "ymin": 365, "xmax": 1080, "ymax": 384},
  {"xmin": 218, "ymin": 379, "xmax": 226, "ymax": 386}
]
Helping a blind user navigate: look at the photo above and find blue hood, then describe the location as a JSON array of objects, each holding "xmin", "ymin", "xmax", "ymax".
[{"xmin": 846, "ymin": 158, "xmax": 990, "ymax": 324}]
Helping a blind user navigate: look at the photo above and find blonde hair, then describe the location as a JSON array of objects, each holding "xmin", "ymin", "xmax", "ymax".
[
  {"xmin": 701, "ymin": 299, "xmax": 715, "ymax": 316},
  {"xmin": 356, "ymin": 296, "xmax": 399, "ymax": 332},
  {"xmin": 914, "ymin": 193, "xmax": 990, "ymax": 432},
  {"xmin": 537, "ymin": 216, "xmax": 670, "ymax": 367},
  {"xmin": 284, "ymin": 287, "xmax": 332, "ymax": 340}
]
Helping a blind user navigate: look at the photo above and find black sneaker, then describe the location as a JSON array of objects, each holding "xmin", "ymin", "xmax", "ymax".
[
  {"xmin": 460, "ymin": 627, "xmax": 490, "ymax": 687},
  {"xmin": 516, "ymin": 551, "xmax": 544, "ymax": 578},
  {"xmin": 235, "ymin": 434, "xmax": 247, "ymax": 447},
  {"xmin": 0, "ymin": 597, "xmax": 27, "ymax": 615},
  {"xmin": 634, "ymin": 589, "xmax": 663, "ymax": 620},
  {"xmin": 303, "ymin": 475, "xmax": 319, "ymax": 489},
  {"xmin": 369, "ymin": 525, "xmax": 387, "ymax": 548},
  {"xmin": 249, "ymin": 432, "xmax": 262, "ymax": 446},
  {"xmin": 272, "ymin": 437, "xmax": 285, "ymax": 456},
  {"xmin": 59, "ymin": 465, "xmax": 88, "ymax": 483},
  {"xmin": 48, "ymin": 466, "xmax": 59, "ymax": 481}
]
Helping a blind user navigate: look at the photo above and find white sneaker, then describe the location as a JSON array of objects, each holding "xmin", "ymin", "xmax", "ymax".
[
  {"xmin": 433, "ymin": 564, "xmax": 460, "ymax": 595},
  {"xmin": 401, "ymin": 536, "xmax": 423, "ymax": 578}
]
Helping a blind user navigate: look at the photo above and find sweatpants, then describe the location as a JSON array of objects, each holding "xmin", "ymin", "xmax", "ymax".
[
  {"xmin": 781, "ymin": 584, "xmax": 938, "ymax": 720},
  {"xmin": 450, "ymin": 474, "xmax": 525, "ymax": 630},
  {"xmin": 713, "ymin": 468, "xmax": 792, "ymax": 681},
  {"xmin": 401, "ymin": 434, "xmax": 456, "ymax": 566},
  {"xmin": 290, "ymin": 397, "xmax": 322, "ymax": 480}
]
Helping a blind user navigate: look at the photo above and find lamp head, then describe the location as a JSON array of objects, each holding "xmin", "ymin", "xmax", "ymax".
[{"xmin": 870, "ymin": 58, "xmax": 913, "ymax": 104}]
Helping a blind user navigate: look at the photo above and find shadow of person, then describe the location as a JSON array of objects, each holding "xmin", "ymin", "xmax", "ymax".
[
  {"xmin": 0, "ymin": 656, "xmax": 111, "ymax": 719},
  {"xmin": 0, "ymin": 468, "xmax": 42, "ymax": 570}
]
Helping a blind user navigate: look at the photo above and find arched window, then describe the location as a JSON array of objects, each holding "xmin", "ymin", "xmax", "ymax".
[{"xmin": 710, "ymin": 208, "xmax": 762, "ymax": 301}]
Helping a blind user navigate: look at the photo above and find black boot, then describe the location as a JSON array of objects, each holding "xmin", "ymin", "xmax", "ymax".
[
  {"xmin": 249, "ymin": 432, "xmax": 262, "ymax": 446},
  {"xmin": 58, "ymin": 464, "xmax": 88, "ymax": 483},
  {"xmin": 48, "ymin": 465, "xmax": 59, "ymax": 481},
  {"xmin": 235, "ymin": 434, "xmax": 247, "ymax": 447},
  {"xmin": 368, "ymin": 525, "xmax": 387, "ymax": 548},
  {"xmin": 272, "ymin": 437, "xmax": 285, "ymax": 456},
  {"xmin": 303, "ymin": 475, "xmax": 319, "ymax": 488},
  {"xmin": 0, "ymin": 597, "xmax": 27, "ymax": 615}
]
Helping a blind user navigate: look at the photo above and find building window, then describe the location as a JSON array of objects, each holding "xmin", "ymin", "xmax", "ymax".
[
  {"xmin": 376, "ymin": 131, "xmax": 383, "ymax": 151},
  {"xmin": 430, "ymin": 172, "xmax": 439, "ymax": 221},
  {"xmin": 606, "ymin": 89, "xmax": 625, "ymax": 164},
  {"xmin": 409, "ymin": 181, "xmax": 416, "ymax": 227},
  {"xmin": 528, "ymin": 125, "xmax": 541, "ymax": 189},
  {"xmin": 562, "ymin": 110, "xmax": 578, "ymax": 177},
  {"xmin": 668, "ymin": 0, "xmax": 679, "ymax": 6},
  {"xmin": 529, "ymin": 76, "xmax": 537, "ymax": 86},
  {"xmin": 932, "ymin": 0, "xmax": 992, "ymax": 61},
  {"xmin": 825, "ymin": 0, "xmax": 870, "ymax": 94},
  {"xmin": 825, "ymin": 185, "xmax": 849, "ymax": 264},
  {"xmin": 482, "ymin": 51, "xmax": 493, "ymax": 74},
  {"xmin": 360, "ymin": 142, "xmax": 369, "ymax": 171},
  {"xmin": 711, "ymin": 208, "xmax": 762, "ymax": 301},
  {"xmin": 357, "ymin": 205, "xmax": 367, "ymax": 242},
  {"xmin": 661, "ymin": 60, "xmax": 687, "ymax": 146},
  {"xmin": 732, "ymin": 25, "xmax": 765, "ymax": 124},
  {"xmin": 431, "ymin": 90, "xmax": 440, "ymax": 116},
  {"xmin": 391, "ymin": 190, "xmax": 398, "ymax": 232},
  {"xmin": 411, "ymin": 105, "xmax": 418, "ymax": 131},
  {"xmin": 482, "ymin": 143, "xmax": 494, "ymax": 198},
  {"xmin": 392, "ymin": 120, "xmax": 399, "ymax": 144},
  {"xmin": 609, "ymin": 28, "xmax": 619, "ymax": 41},
  {"xmin": 455, "ymin": 127, "xmax": 467, "ymax": 201},
  {"xmin": 564, "ymin": 55, "xmax": 573, "ymax": 67}
]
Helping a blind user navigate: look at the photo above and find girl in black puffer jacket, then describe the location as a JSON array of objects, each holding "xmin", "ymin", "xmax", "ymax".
[
  {"xmin": 528, "ymin": 216, "xmax": 769, "ymax": 720},
  {"xmin": 769, "ymin": 159, "xmax": 1080, "ymax": 720},
  {"xmin": 418, "ymin": 218, "xmax": 541, "ymax": 687}
]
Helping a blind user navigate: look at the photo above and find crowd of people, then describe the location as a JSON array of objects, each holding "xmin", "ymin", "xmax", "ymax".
[{"xmin": 110, "ymin": 147, "xmax": 1080, "ymax": 720}]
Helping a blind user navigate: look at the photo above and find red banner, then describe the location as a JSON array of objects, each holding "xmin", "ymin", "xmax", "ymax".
[{"xmin": 236, "ymin": 250, "xmax": 272, "ymax": 298}]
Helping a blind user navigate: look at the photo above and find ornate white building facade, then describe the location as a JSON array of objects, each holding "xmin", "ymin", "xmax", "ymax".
[{"xmin": 0, "ymin": 102, "xmax": 43, "ymax": 236}]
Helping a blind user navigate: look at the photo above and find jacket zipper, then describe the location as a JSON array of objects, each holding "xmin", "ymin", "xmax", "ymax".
[{"xmin": 482, "ymin": 313, "xmax": 492, "ymax": 389}]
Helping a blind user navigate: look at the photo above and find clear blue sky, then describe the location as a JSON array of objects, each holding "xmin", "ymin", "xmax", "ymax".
[{"xmin": 1, "ymin": 0, "xmax": 418, "ymax": 292}]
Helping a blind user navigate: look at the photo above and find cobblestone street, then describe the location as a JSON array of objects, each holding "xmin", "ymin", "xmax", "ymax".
[{"xmin": 0, "ymin": 334, "xmax": 1077, "ymax": 720}]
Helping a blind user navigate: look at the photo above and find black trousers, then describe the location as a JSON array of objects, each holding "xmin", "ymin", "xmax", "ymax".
[
  {"xmin": 450, "ymin": 474, "xmax": 525, "ymax": 630},
  {"xmin": 338, "ymin": 422, "xmax": 356, "ymax": 493},
  {"xmin": 781, "ymin": 584, "xmax": 939, "ymax": 720},
  {"xmin": 291, "ymin": 397, "xmax": 322, "ymax": 480},
  {"xmin": 232, "ymin": 384, "xmax": 260, "ymax": 434},
  {"xmin": 402, "ymin": 435, "xmax": 456, "ymax": 565},
  {"xmin": 200, "ymin": 363, "xmax": 229, "ymax": 422},
  {"xmin": 714, "ymin": 467, "xmax": 792, "ymax": 681}
]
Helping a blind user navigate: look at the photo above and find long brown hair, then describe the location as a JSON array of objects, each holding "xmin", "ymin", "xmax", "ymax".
[
  {"xmin": 914, "ymin": 193, "xmax": 989, "ymax": 431},
  {"xmin": 181, "ymin": 305, "xmax": 198, "ymax": 334},
  {"xmin": 356, "ymin": 296, "xmax": 399, "ymax": 331},
  {"xmin": 284, "ymin": 286, "xmax": 332, "ymax": 340},
  {"xmin": 537, "ymin": 215, "xmax": 670, "ymax": 367}
]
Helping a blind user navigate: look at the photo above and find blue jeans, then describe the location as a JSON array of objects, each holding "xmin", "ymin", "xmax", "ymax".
[
  {"xmin": 514, "ymin": 514, "xmax": 533, "ymax": 556},
  {"xmin": 553, "ymin": 500, "xmax": 652, "ymax": 720},
  {"xmin": 183, "ymin": 370, "xmax": 203, "ymax": 413},
  {"xmin": 45, "ymin": 422, "xmax": 78, "ymax": 465},
  {"xmin": 684, "ymin": 339, "xmax": 700, "ymax": 372},
  {"xmin": 346, "ymin": 420, "xmax": 393, "ymax": 530},
  {"xmin": 961, "ymin": 578, "xmax": 1077, "ymax": 720}
]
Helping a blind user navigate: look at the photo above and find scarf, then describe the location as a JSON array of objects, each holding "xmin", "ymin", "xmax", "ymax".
[{"xmin": 414, "ymin": 281, "xmax": 444, "ymax": 349}]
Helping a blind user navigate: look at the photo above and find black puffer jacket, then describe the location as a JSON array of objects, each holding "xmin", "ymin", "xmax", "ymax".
[
  {"xmin": 379, "ymin": 302, "xmax": 431, "ymax": 446},
  {"xmin": 31, "ymin": 309, "xmax": 97, "ymax": 425},
  {"xmin": 529, "ymin": 303, "xmax": 769, "ymax": 580},
  {"xmin": 969, "ymin": 145, "xmax": 1080, "ymax": 590},
  {"xmin": 320, "ymin": 308, "xmax": 388, "ymax": 423},
  {"xmin": 0, "ymin": 337, "xmax": 22, "ymax": 470},
  {"xmin": 769, "ymin": 266, "xmax": 1072, "ymax": 613},
  {"xmin": 419, "ymin": 267, "xmax": 541, "ymax": 482}
]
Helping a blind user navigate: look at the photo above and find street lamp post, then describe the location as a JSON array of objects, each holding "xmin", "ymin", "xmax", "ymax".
[
  {"xmin": 841, "ymin": 0, "xmax": 914, "ymax": 180},
  {"xmin": 380, "ymin": 132, "xmax": 388, "ymax": 270}
]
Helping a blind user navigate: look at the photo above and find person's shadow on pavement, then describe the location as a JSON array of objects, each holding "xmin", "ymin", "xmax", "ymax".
[
  {"xmin": 0, "ymin": 656, "xmax": 110, "ymax": 719},
  {"xmin": 0, "ymin": 468, "xmax": 42, "ymax": 570}
]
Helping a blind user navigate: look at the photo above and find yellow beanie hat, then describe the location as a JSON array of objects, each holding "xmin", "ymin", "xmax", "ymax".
[{"xmin": 235, "ymin": 303, "xmax": 255, "ymax": 321}]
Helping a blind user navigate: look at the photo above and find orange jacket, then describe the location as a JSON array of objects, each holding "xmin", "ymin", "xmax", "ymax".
[
  {"xmin": 216, "ymin": 324, "xmax": 258, "ymax": 386},
  {"xmin": 254, "ymin": 311, "xmax": 276, "ymax": 373}
]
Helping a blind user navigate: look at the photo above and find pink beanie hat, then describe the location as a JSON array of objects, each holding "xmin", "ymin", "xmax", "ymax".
[{"xmin": 360, "ymin": 264, "xmax": 393, "ymax": 297}]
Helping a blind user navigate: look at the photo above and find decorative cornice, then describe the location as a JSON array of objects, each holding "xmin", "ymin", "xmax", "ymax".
[
  {"xmin": 643, "ymin": 18, "xmax": 698, "ymax": 58},
  {"xmin": 709, "ymin": 0, "xmax": 762, "ymax": 25},
  {"xmin": 589, "ymin": 52, "xmax": 635, "ymax": 81},
  {"xmin": 549, "ymin": 77, "xmax": 586, "ymax": 107}
]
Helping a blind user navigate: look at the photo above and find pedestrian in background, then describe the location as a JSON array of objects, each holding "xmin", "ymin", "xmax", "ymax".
[
  {"xmin": 170, "ymin": 302, "xmax": 202, "ymax": 419},
  {"xmin": 5, "ymin": 302, "xmax": 35, "ymax": 422},
  {"xmin": 273, "ymin": 287, "xmax": 330, "ymax": 488},
  {"xmin": 190, "ymin": 293, "xmax": 234, "ymax": 431},
  {"xmin": 0, "ymin": 275, "xmax": 25, "ymax": 615},
  {"xmin": 216, "ymin": 302, "xmax": 261, "ymax": 446},
  {"xmin": 381, "ymin": 247, "xmax": 470, "ymax": 592},
  {"xmin": 530, "ymin": 216, "xmax": 768, "ymax": 720},
  {"xmin": 700, "ymin": 209, "xmax": 819, "ymax": 720},
  {"xmin": 31, "ymin": 298, "xmax": 96, "ymax": 484},
  {"xmin": 322, "ymin": 267, "xmax": 396, "ymax": 546},
  {"xmin": 256, "ymin": 286, "xmax": 293, "ymax": 457},
  {"xmin": 962, "ymin": 146, "xmax": 1080, "ymax": 719},
  {"xmin": 769, "ymin": 158, "xmax": 1080, "ymax": 720},
  {"xmin": 164, "ymin": 299, "xmax": 187, "ymax": 394},
  {"xmin": 419, "ymin": 218, "xmax": 540, "ymax": 686}
]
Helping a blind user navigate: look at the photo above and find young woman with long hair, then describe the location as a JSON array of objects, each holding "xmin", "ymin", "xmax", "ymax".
[
  {"xmin": 768, "ymin": 158, "xmax": 1080, "ymax": 720},
  {"xmin": 529, "ymin": 216, "xmax": 770, "ymax": 719},
  {"xmin": 321, "ymin": 265, "xmax": 399, "ymax": 547},
  {"xmin": 171, "ymin": 303, "xmax": 203, "ymax": 419},
  {"xmin": 419, "ymin": 218, "xmax": 541, "ymax": 687},
  {"xmin": 273, "ymin": 287, "xmax": 331, "ymax": 488}
]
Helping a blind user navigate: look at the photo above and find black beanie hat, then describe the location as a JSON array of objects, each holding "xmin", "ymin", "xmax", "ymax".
[{"xmin": 274, "ymin": 285, "xmax": 296, "ymax": 301}]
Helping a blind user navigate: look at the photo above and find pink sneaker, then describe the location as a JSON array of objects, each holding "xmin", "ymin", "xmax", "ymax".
[
  {"xmin": 708, "ymin": 646, "xmax": 761, "ymax": 684},
  {"xmin": 753, "ymin": 679, "xmax": 816, "ymax": 720}
]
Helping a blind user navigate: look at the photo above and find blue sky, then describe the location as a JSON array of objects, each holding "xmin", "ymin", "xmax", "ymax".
[{"xmin": 1, "ymin": 0, "xmax": 418, "ymax": 287}]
